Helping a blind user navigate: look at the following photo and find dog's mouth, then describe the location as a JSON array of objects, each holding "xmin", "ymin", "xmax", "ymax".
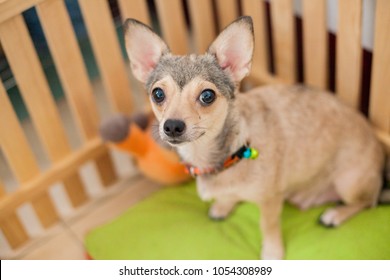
[
  {"xmin": 163, "ymin": 131, "xmax": 206, "ymax": 146},
  {"xmin": 167, "ymin": 139, "xmax": 185, "ymax": 145}
]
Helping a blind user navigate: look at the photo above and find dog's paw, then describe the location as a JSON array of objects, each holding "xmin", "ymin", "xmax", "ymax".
[
  {"xmin": 261, "ymin": 244, "xmax": 284, "ymax": 260},
  {"xmin": 319, "ymin": 208, "xmax": 342, "ymax": 227},
  {"xmin": 208, "ymin": 202, "xmax": 234, "ymax": 221},
  {"xmin": 197, "ymin": 183, "xmax": 212, "ymax": 201}
]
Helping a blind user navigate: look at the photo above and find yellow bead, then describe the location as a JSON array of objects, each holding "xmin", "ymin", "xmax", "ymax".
[{"xmin": 250, "ymin": 148, "xmax": 259, "ymax": 159}]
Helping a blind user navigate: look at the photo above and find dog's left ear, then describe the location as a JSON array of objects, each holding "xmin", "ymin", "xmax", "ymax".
[{"xmin": 207, "ymin": 16, "xmax": 254, "ymax": 83}]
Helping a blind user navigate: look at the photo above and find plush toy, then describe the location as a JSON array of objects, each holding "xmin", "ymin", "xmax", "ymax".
[{"xmin": 100, "ymin": 112, "xmax": 191, "ymax": 185}]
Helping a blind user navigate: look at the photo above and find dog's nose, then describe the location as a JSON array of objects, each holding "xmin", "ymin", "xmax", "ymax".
[{"xmin": 163, "ymin": 119, "xmax": 186, "ymax": 137}]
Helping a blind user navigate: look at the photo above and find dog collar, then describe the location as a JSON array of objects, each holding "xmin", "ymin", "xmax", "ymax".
[{"xmin": 184, "ymin": 144, "xmax": 259, "ymax": 177}]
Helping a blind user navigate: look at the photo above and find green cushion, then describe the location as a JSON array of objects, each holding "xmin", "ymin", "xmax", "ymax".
[{"xmin": 85, "ymin": 181, "xmax": 390, "ymax": 259}]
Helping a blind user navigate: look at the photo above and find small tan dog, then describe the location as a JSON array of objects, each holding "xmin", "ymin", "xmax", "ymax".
[{"xmin": 124, "ymin": 16, "xmax": 386, "ymax": 259}]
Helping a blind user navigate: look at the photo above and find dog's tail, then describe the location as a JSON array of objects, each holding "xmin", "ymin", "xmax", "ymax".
[{"xmin": 379, "ymin": 157, "xmax": 390, "ymax": 204}]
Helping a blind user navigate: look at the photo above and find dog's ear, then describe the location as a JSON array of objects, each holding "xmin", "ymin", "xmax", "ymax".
[
  {"xmin": 207, "ymin": 16, "xmax": 254, "ymax": 83},
  {"xmin": 124, "ymin": 19, "xmax": 169, "ymax": 83}
]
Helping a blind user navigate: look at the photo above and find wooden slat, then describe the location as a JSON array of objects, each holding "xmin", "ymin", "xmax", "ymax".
[
  {"xmin": 270, "ymin": 0, "xmax": 297, "ymax": 84},
  {"xmin": 0, "ymin": 16, "xmax": 69, "ymax": 161},
  {"xmin": 117, "ymin": 0, "xmax": 150, "ymax": 25},
  {"xmin": 94, "ymin": 152, "xmax": 117, "ymax": 186},
  {"xmin": 0, "ymin": 130, "xmax": 28, "ymax": 250},
  {"xmin": 215, "ymin": 0, "xmax": 239, "ymax": 30},
  {"xmin": 29, "ymin": 192, "xmax": 58, "ymax": 227},
  {"xmin": 369, "ymin": 0, "xmax": 390, "ymax": 132},
  {"xmin": 0, "ymin": 179, "xmax": 5, "ymax": 198},
  {"xmin": 0, "ymin": 138, "xmax": 107, "ymax": 220},
  {"xmin": 246, "ymin": 70, "xmax": 284, "ymax": 86},
  {"xmin": 37, "ymin": 0, "xmax": 99, "ymax": 140},
  {"xmin": 37, "ymin": 0, "xmax": 117, "ymax": 187},
  {"xmin": 155, "ymin": 0, "xmax": 189, "ymax": 55},
  {"xmin": 0, "ymin": 0, "xmax": 45, "ymax": 23},
  {"xmin": 336, "ymin": 0, "xmax": 362, "ymax": 109},
  {"xmin": 0, "ymin": 80, "xmax": 58, "ymax": 227},
  {"xmin": 117, "ymin": 0, "xmax": 150, "ymax": 106},
  {"xmin": 187, "ymin": 0, "xmax": 216, "ymax": 53},
  {"xmin": 242, "ymin": 0, "xmax": 269, "ymax": 75},
  {"xmin": 0, "ymin": 213, "xmax": 29, "ymax": 249},
  {"xmin": 302, "ymin": 0, "xmax": 328, "ymax": 89},
  {"xmin": 78, "ymin": 0, "xmax": 133, "ymax": 114},
  {"xmin": 0, "ymin": 176, "xmax": 28, "ymax": 250},
  {"xmin": 375, "ymin": 129, "xmax": 390, "ymax": 154},
  {"xmin": 0, "ymin": 15, "xmax": 87, "ymax": 207},
  {"xmin": 0, "ymin": 83, "xmax": 40, "ymax": 182}
]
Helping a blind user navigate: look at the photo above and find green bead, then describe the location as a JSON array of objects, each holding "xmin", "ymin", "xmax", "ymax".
[{"xmin": 250, "ymin": 148, "xmax": 259, "ymax": 159}]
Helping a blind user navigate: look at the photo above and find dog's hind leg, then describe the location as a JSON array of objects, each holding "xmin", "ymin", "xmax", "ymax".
[
  {"xmin": 319, "ymin": 168, "xmax": 382, "ymax": 227},
  {"xmin": 320, "ymin": 203, "xmax": 370, "ymax": 227}
]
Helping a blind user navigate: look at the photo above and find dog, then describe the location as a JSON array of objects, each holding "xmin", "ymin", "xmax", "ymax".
[{"xmin": 123, "ymin": 16, "xmax": 386, "ymax": 259}]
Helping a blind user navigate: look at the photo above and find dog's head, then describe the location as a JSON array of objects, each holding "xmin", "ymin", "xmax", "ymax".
[{"xmin": 124, "ymin": 17, "xmax": 254, "ymax": 146}]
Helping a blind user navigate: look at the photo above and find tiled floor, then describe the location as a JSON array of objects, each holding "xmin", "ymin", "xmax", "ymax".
[{"xmin": 5, "ymin": 175, "xmax": 162, "ymax": 260}]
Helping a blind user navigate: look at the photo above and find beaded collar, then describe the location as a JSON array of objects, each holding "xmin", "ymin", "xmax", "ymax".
[{"xmin": 184, "ymin": 144, "xmax": 259, "ymax": 177}]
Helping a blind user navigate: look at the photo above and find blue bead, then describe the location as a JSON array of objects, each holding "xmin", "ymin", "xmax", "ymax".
[{"xmin": 243, "ymin": 149, "xmax": 251, "ymax": 158}]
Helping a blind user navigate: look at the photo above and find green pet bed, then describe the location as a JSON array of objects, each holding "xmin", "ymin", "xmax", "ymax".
[{"xmin": 85, "ymin": 181, "xmax": 390, "ymax": 260}]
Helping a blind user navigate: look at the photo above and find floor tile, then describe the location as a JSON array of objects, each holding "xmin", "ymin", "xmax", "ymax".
[
  {"xmin": 67, "ymin": 177, "xmax": 162, "ymax": 242},
  {"xmin": 1, "ymin": 222, "xmax": 66, "ymax": 260},
  {"xmin": 21, "ymin": 227, "xmax": 85, "ymax": 260}
]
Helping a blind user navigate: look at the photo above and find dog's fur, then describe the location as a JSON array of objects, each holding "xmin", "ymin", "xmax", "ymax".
[{"xmin": 124, "ymin": 17, "xmax": 385, "ymax": 259}]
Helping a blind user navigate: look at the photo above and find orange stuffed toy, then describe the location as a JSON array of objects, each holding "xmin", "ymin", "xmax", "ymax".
[{"xmin": 100, "ymin": 112, "xmax": 191, "ymax": 185}]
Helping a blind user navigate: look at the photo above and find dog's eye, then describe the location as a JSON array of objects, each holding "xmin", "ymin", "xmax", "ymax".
[
  {"xmin": 151, "ymin": 88, "xmax": 165, "ymax": 104},
  {"xmin": 199, "ymin": 89, "xmax": 216, "ymax": 106}
]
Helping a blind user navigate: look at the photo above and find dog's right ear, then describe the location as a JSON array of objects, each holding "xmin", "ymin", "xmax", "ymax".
[{"xmin": 124, "ymin": 19, "xmax": 169, "ymax": 83}]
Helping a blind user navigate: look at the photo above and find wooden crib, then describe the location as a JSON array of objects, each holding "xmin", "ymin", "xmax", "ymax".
[{"xmin": 0, "ymin": 0, "xmax": 389, "ymax": 252}]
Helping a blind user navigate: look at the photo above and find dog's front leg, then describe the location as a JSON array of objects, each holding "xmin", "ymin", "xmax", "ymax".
[
  {"xmin": 259, "ymin": 195, "xmax": 284, "ymax": 260},
  {"xmin": 209, "ymin": 198, "xmax": 239, "ymax": 220}
]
